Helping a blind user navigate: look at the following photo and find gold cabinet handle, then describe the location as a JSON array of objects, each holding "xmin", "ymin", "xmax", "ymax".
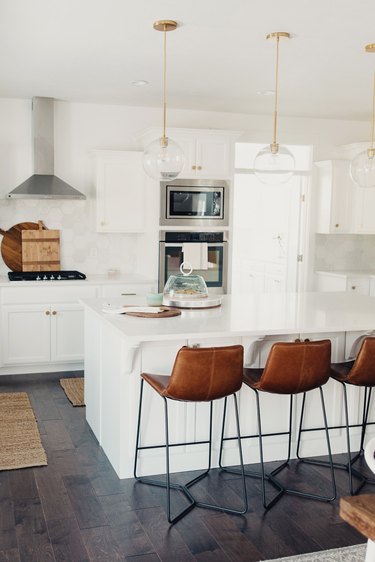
[
  {"xmin": 192, "ymin": 165, "xmax": 196, "ymax": 170},
  {"xmin": 52, "ymin": 310, "xmax": 57, "ymax": 315},
  {"xmin": 335, "ymin": 224, "xmax": 339, "ymax": 228},
  {"xmin": 351, "ymin": 286, "xmax": 356, "ymax": 290},
  {"xmin": 197, "ymin": 165, "xmax": 202, "ymax": 170},
  {"xmin": 45, "ymin": 310, "xmax": 50, "ymax": 315}
]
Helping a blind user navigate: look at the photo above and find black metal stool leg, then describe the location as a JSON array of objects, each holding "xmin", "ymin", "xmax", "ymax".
[{"xmin": 134, "ymin": 389, "xmax": 248, "ymax": 524}]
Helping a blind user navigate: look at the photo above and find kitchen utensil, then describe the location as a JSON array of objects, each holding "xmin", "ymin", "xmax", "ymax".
[
  {"xmin": 0, "ymin": 222, "xmax": 40, "ymax": 272},
  {"xmin": 22, "ymin": 220, "xmax": 60, "ymax": 271}
]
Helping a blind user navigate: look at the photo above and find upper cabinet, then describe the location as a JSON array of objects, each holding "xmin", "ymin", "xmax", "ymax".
[
  {"xmin": 95, "ymin": 150, "xmax": 145, "ymax": 233},
  {"xmin": 139, "ymin": 128, "xmax": 240, "ymax": 180},
  {"xmin": 315, "ymin": 160, "xmax": 352, "ymax": 233},
  {"xmin": 315, "ymin": 145, "xmax": 375, "ymax": 235}
]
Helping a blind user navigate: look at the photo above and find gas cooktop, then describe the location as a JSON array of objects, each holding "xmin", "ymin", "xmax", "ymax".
[{"xmin": 8, "ymin": 270, "xmax": 86, "ymax": 281}]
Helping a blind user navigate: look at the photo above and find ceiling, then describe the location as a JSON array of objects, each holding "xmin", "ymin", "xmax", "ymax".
[{"xmin": 0, "ymin": 0, "xmax": 374, "ymax": 121}]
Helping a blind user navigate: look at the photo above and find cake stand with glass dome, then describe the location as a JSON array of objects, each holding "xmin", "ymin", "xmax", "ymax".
[{"xmin": 162, "ymin": 263, "xmax": 223, "ymax": 309}]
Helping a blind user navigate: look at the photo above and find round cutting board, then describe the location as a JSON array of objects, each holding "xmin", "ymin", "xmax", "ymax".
[
  {"xmin": 0, "ymin": 222, "xmax": 40, "ymax": 272},
  {"xmin": 125, "ymin": 307, "xmax": 181, "ymax": 318}
]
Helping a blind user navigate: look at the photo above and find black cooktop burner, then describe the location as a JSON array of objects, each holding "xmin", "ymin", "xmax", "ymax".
[{"xmin": 8, "ymin": 270, "xmax": 86, "ymax": 281}]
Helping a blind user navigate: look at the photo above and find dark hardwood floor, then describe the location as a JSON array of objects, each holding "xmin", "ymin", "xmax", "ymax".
[{"xmin": 0, "ymin": 372, "xmax": 369, "ymax": 561}]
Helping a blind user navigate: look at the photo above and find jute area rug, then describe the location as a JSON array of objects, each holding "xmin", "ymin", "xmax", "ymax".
[
  {"xmin": 60, "ymin": 377, "xmax": 85, "ymax": 406},
  {"xmin": 0, "ymin": 392, "xmax": 47, "ymax": 470},
  {"xmin": 264, "ymin": 543, "xmax": 366, "ymax": 562}
]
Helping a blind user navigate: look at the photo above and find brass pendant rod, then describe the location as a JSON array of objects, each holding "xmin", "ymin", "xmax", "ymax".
[
  {"xmin": 162, "ymin": 23, "xmax": 167, "ymax": 143},
  {"xmin": 371, "ymin": 71, "xmax": 375, "ymax": 150},
  {"xmin": 273, "ymin": 35, "xmax": 280, "ymax": 146}
]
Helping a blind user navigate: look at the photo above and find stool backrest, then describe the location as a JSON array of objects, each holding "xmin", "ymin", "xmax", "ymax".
[
  {"xmin": 345, "ymin": 337, "xmax": 375, "ymax": 386},
  {"xmin": 165, "ymin": 345, "xmax": 244, "ymax": 401},
  {"xmin": 257, "ymin": 339, "xmax": 331, "ymax": 394}
]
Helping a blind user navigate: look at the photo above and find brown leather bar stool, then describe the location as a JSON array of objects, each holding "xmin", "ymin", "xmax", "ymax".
[
  {"xmin": 133, "ymin": 345, "xmax": 248, "ymax": 524},
  {"xmin": 220, "ymin": 339, "xmax": 336, "ymax": 509},
  {"xmin": 298, "ymin": 336, "xmax": 375, "ymax": 495}
]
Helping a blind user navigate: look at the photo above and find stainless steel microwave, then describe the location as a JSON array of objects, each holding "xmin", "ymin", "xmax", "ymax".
[{"xmin": 159, "ymin": 179, "xmax": 229, "ymax": 227}]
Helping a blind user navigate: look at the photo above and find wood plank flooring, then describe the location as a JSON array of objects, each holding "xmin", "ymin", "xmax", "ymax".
[{"xmin": 0, "ymin": 372, "xmax": 369, "ymax": 561}]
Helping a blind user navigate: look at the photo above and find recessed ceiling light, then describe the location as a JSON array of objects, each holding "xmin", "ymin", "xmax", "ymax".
[
  {"xmin": 256, "ymin": 90, "xmax": 275, "ymax": 96},
  {"xmin": 131, "ymin": 80, "xmax": 149, "ymax": 86}
]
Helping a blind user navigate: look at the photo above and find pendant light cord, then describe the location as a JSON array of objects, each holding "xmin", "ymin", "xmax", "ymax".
[
  {"xmin": 371, "ymin": 71, "xmax": 375, "ymax": 150},
  {"xmin": 162, "ymin": 24, "xmax": 167, "ymax": 144},
  {"xmin": 273, "ymin": 35, "xmax": 280, "ymax": 147}
]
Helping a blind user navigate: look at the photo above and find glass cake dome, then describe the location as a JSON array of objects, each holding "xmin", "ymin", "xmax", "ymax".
[{"xmin": 163, "ymin": 263, "xmax": 209, "ymax": 301}]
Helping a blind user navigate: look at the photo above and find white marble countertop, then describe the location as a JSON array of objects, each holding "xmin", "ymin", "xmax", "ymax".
[
  {"xmin": 0, "ymin": 273, "xmax": 156, "ymax": 288},
  {"xmin": 81, "ymin": 291, "xmax": 375, "ymax": 344}
]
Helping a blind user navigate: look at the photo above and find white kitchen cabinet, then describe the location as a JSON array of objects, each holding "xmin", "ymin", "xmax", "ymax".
[
  {"xmin": 0, "ymin": 284, "xmax": 99, "ymax": 371},
  {"xmin": 95, "ymin": 150, "xmax": 145, "ymax": 233},
  {"xmin": 352, "ymin": 184, "xmax": 375, "ymax": 233},
  {"xmin": 315, "ymin": 272, "xmax": 370, "ymax": 295},
  {"xmin": 2, "ymin": 303, "xmax": 83, "ymax": 365},
  {"xmin": 315, "ymin": 160, "xmax": 353, "ymax": 233},
  {"xmin": 139, "ymin": 128, "xmax": 239, "ymax": 180}
]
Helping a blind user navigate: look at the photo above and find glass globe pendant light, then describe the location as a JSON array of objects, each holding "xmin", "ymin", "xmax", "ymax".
[
  {"xmin": 350, "ymin": 44, "xmax": 375, "ymax": 189},
  {"xmin": 142, "ymin": 20, "xmax": 185, "ymax": 180},
  {"xmin": 254, "ymin": 32, "xmax": 295, "ymax": 185}
]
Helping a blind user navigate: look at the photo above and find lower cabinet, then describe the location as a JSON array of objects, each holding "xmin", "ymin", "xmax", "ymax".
[
  {"xmin": 315, "ymin": 272, "xmax": 371, "ymax": 295},
  {"xmin": 2, "ymin": 302, "xmax": 84, "ymax": 365}
]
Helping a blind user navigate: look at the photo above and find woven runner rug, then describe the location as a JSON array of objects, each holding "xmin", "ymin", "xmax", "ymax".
[
  {"xmin": 60, "ymin": 377, "xmax": 85, "ymax": 406},
  {"xmin": 264, "ymin": 543, "xmax": 366, "ymax": 562},
  {"xmin": 0, "ymin": 392, "xmax": 47, "ymax": 470}
]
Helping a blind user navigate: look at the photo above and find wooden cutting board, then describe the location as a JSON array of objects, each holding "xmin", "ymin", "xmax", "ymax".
[
  {"xmin": 0, "ymin": 222, "xmax": 40, "ymax": 272},
  {"xmin": 22, "ymin": 221, "xmax": 60, "ymax": 271},
  {"xmin": 125, "ymin": 307, "xmax": 181, "ymax": 318}
]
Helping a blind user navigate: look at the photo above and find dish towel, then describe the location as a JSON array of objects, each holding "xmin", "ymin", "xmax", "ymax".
[{"xmin": 182, "ymin": 242, "xmax": 208, "ymax": 270}]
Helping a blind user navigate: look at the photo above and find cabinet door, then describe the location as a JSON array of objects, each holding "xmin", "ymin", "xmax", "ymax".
[
  {"xmin": 315, "ymin": 160, "xmax": 352, "ymax": 233},
  {"xmin": 50, "ymin": 303, "xmax": 84, "ymax": 362},
  {"xmin": 352, "ymin": 186, "xmax": 375, "ymax": 233},
  {"xmin": 2, "ymin": 304, "xmax": 51, "ymax": 364},
  {"xmin": 168, "ymin": 133, "xmax": 196, "ymax": 178},
  {"xmin": 195, "ymin": 135, "xmax": 232, "ymax": 179},
  {"xmin": 96, "ymin": 151, "xmax": 145, "ymax": 233}
]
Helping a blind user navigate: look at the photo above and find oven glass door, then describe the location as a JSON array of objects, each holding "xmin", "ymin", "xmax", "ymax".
[
  {"xmin": 160, "ymin": 243, "xmax": 225, "ymax": 291},
  {"xmin": 167, "ymin": 188, "xmax": 223, "ymax": 219}
]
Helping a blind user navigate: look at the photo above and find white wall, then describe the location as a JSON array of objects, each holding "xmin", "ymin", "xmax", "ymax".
[{"xmin": 0, "ymin": 98, "xmax": 370, "ymax": 278}]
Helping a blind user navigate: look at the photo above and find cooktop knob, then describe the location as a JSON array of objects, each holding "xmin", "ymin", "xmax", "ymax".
[
  {"xmin": 43, "ymin": 275, "xmax": 48, "ymax": 280},
  {"xmin": 36, "ymin": 275, "xmax": 41, "ymax": 281},
  {"xmin": 57, "ymin": 275, "xmax": 62, "ymax": 280},
  {"xmin": 50, "ymin": 275, "xmax": 55, "ymax": 280}
]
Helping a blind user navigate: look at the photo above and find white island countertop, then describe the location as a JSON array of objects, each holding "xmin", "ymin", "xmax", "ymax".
[{"xmin": 81, "ymin": 291, "xmax": 375, "ymax": 344}]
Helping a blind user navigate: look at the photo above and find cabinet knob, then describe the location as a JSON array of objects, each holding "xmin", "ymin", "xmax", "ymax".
[
  {"xmin": 351, "ymin": 286, "xmax": 356, "ymax": 290},
  {"xmin": 52, "ymin": 310, "xmax": 57, "ymax": 315},
  {"xmin": 45, "ymin": 310, "xmax": 50, "ymax": 315},
  {"xmin": 335, "ymin": 224, "xmax": 339, "ymax": 228},
  {"xmin": 192, "ymin": 165, "xmax": 196, "ymax": 170},
  {"xmin": 100, "ymin": 221, "xmax": 106, "ymax": 226},
  {"xmin": 197, "ymin": 165, "xmax": 202, "ymax": 170}
]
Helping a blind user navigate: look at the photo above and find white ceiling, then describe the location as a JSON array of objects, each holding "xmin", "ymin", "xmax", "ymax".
[{"xmin": 0, "ymin": 0, "xmax": 374, "ymax": 121}]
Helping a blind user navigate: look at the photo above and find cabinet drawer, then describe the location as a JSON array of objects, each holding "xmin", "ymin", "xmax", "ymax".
[
  {"xmin": 100, "ymin": 284, "xmax": 154, "ymax": 298},
  {"xmin": 1, "ymin": 285, "xmax": 99, "ymax": 304}
]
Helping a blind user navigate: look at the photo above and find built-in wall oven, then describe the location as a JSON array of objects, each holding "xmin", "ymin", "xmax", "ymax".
[
  {"xmin": 158, "ymin": 231, "xmax": 228, "ymax": 294},
  {"xmin": 159, "ymin": 178, "xmax": 229, "ymax": 227}
]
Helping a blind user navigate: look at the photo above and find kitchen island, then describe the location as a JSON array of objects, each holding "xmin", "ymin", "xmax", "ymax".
[{"xmin": 81, "ymin": 292, "xmax": 375, "ymax": 479}]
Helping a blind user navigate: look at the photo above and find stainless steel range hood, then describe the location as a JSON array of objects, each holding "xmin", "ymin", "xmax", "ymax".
[{"xmin": 7, "ymin": 97, "xmax": 86, "ymax": 199}]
